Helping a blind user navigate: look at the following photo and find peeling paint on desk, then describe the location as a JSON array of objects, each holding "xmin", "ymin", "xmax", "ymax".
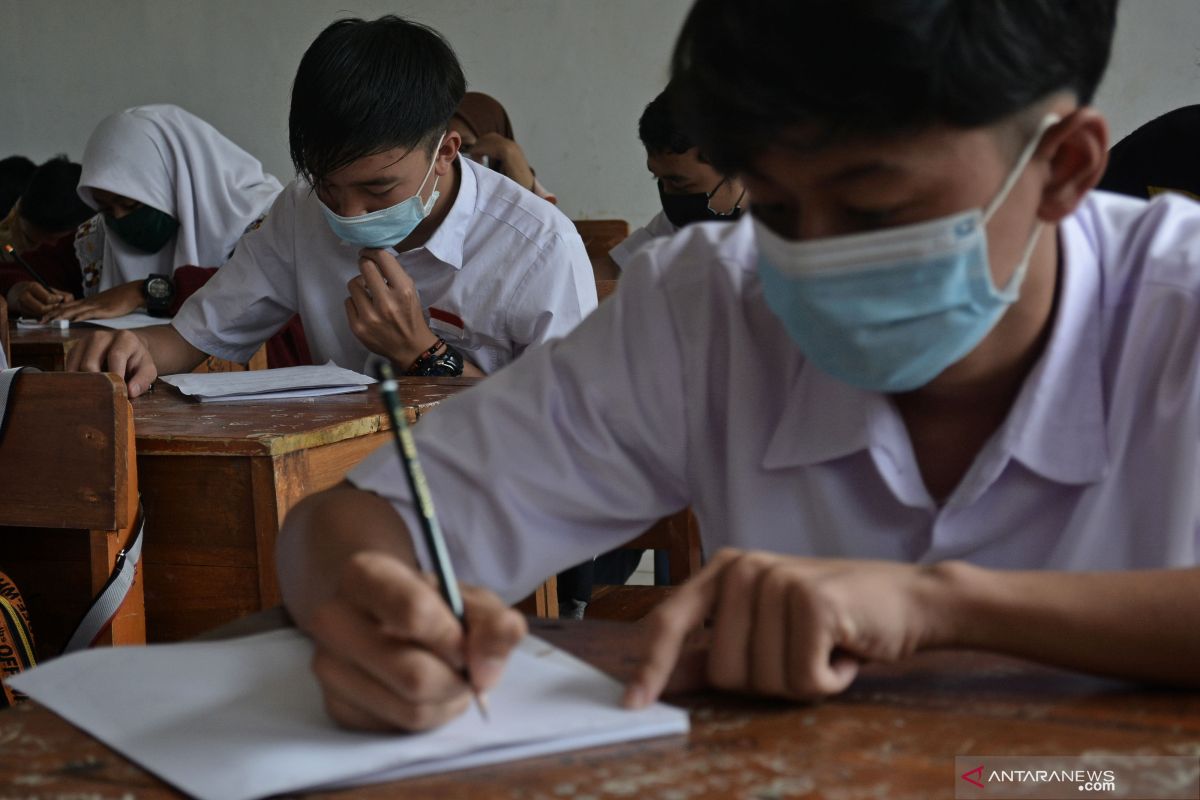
[
  {"xmin": 746, "ymin": 776, "xmax": 816, "ymax": 798},
  {"xmin": 0, "ymin": 722, "xmax": 50, "ymax": 756},
  {"xmin": 13, "ymin": 771, "xmax": 55, "ymax": 785}
]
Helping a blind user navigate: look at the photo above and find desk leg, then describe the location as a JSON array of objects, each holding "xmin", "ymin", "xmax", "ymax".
[{"xmin": 249, "ymin": 454, "xmax": 302, "ymax": 610}]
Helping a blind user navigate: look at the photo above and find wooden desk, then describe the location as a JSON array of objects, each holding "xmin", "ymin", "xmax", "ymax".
[
  {"xmin": 7, "ymin": 321, "xmax": 75, "ymax": 371},
  {"xmin": 7, "ymin": 322, "xmax": 267, "ymax": 372},
  {"xmin": 133, "ymin": 379, "xmax": 478, "ymax": 642},
  {"xmin": 2, "ymin": 618, "xmax": 1196, "ymax": 798}
]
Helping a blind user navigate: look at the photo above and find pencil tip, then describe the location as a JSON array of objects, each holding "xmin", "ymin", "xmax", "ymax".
[{"xmin": 475, "ymin": 690, "xmax": 490, "ymax": 722}]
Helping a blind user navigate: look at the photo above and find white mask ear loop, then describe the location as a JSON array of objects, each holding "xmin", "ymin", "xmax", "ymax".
[
  {"xmin": 983, "ymin": 113, "xmax": 1061, "ymax": 223},
  {"xmin": 983, "ymin": 113, "xmax": 1060, "ymax": 296},
  {"xmin": 418, "ymin": 133, "xmax": 446, "ymax": 214}
]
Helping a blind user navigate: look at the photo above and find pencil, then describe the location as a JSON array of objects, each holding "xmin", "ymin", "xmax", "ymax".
[
  {"xmin": 373, "ymin": 359, "xmax": 490, "ymax": 721},
  {"xmin": 2, "ymin": 244, "xmax": 52, "ymax": 291}
]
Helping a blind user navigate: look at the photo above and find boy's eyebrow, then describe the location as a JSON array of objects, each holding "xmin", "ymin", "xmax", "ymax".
[{"xmin": 352, "ymin": 176, "xmax": 403, "ymax": 188}]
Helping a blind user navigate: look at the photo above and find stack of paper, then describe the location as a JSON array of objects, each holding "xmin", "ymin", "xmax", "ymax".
[
  {"xmin": 9, "ymin": 629, "xmax": 689, "ymax": 800},
  {"xmin": 160, "ymin": 362, "xmax": 375, "ymax": 402}
]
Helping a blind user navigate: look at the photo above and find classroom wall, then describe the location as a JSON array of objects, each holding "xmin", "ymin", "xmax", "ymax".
[
  {"xmin": 0, "ymin": 0, "xmax": 692, "ymax": 227},
  {"xmin": 1093, "ymin": 0, "xmax": 1200, "ymax": 143},
  {"xmin": 1, "ymin": 0, "xmax": 1198, "ymax": 228}
]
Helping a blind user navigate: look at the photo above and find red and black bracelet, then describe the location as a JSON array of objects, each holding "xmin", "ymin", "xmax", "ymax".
[{"xmin": 406, "ymin": 337, "xmax": 446, "ymax": 374}]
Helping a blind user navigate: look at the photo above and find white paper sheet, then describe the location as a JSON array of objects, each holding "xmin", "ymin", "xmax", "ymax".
[
  {"xmin": 159, "ymin": 362, "xmax": 375, "ymax": 402},
  {"xmin": 80, "ymin": 313, "xmax": 175, "ymax": 329},
  {"xmin": 9, "ymin": 629, "xmax": 688, "ymax": 800}
]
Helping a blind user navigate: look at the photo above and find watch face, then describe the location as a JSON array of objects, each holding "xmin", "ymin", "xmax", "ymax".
[{"xmin": 146, "ymin": 277, "xmax": 171, "ymax": 299}]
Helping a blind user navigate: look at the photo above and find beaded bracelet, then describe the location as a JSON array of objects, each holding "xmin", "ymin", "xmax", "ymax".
[{"xmin": 407, "ymin": 337, "xmax": 446, "ymax": 374}]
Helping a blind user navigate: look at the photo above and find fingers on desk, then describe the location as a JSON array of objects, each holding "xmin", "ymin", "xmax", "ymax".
[
  {"xmin": 624, "ymin": 549, "xmax": 730, "ymax": 708},
  {"xmin": 67, "ymin": 331, "xmax": 156, "ymax": 397},
  {"xmin": 625, "ymin": 549, "xmax": 863, "ymax": 709},
  {"xmin": 44, "ymin": 302, "xmax": 96, "ymax": 322}
]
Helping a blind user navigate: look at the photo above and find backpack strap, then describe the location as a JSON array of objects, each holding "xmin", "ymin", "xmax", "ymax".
[{"xmin": 62, "ymin": 502, "xmax": 146, "ymax": 654}]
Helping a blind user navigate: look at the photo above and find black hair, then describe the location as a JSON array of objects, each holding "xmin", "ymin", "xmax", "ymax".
[
  {"xmin": 19, "ymin": 156, "xmax": 93, "ymax": 234},
  {"xmin": 638, "ymin": 83, "xmax": 696, "ymax": 155},
  {"xmin": 289, "ymin": 15, "xmax": 465, "ymax": 183},
  {"xmin": 0, "ymin": 155, "xmax": 36, "ymax": 218},
  {"xmin": 671, "ymin": 0, "xmax": 1119, "ymax": 174}
]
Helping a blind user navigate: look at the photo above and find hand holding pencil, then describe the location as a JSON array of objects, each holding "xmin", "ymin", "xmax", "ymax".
[
  {"xmin": 1, "ymin": 244, "xmax": 73, "ymax": 316},
  {"xmin": 283, "ymin": 367, "xmax": 526, "ymax": 733}
]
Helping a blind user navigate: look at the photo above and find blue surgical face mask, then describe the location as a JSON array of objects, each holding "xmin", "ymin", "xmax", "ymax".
[
  {"xmin": 755, "ymin": 114, "xmax": 1059, "ymax": 393},
  {"xmin": 320, "ymin": 135, "xmax": 444, "ymax": 249}
]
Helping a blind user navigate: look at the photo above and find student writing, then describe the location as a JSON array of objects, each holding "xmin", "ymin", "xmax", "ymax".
[
  {"xmin": 277, "ymin": 0, "xmax": 1200, "ymax": 733},
  {"xmin": 44, "ymin": 105, "xmax": 283, "ymax": 324}
]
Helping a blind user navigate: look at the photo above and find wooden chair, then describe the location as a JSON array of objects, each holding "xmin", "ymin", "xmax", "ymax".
[
  {"xmin": 573, "ymin": 219, "xmax": 630, "ymax": 261},
  {"xmin": 595, "ymin": 279, "xmax": 618, "ymax": 303},
  {"xmin": 0, "ymin": 372, "xmax": 144, "ymax": 657},
  {"xmin": 0, "ymin": 295, "xmax": 9, "ymax": 368},
  {"xmin": 583, "ymin": 510, "xmax": 703, "ymax": 622},
  {"xmin": 575, "ymin": 219, "xmax": 628, "ymax": 282},
  {"xmin": 622, "ymin": 510, "xmax": 702, "ymax": 587}
]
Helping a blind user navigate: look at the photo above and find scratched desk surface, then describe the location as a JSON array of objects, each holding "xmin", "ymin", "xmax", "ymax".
[
  {"xmin": 132, "ymin": 377, "xmax": 478, "ymax": 456},
  {"xmin": 1, "ymin": 618, "xmax": 1196, "ymax": 800}
]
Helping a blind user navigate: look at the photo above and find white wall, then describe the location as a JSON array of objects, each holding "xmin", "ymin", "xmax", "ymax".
[
  {"xmin": 0, "ymin": 0, "xmax": 693, "ymax": 226},
  {"xmin": 1, "ymin": 0, "xmax": 1198, "ymax": 225},
  {"xmin": 1094, "ymin": 0, "xmax": 1200, "ymax": 143}
]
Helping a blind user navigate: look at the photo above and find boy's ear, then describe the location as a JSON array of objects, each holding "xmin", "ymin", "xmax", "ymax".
[
  {"xmin": 437, "ymin": 130, "xmax": 463, "ymax": 175},
  {"xmin": 1036, "ymin": 107, "xmax": 1109, "ymax": 224}
]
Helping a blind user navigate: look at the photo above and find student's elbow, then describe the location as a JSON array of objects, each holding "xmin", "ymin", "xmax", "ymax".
[{"xmin": 277, "ymin": 482, "xmax": 418, "ymax": 603}]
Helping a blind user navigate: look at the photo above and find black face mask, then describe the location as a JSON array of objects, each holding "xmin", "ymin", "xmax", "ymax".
[{"xmin": 657, "ymin": 178, "xmax": 745, "ymax": 228}]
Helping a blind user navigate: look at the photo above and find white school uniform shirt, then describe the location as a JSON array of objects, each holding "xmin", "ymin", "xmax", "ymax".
[
  {"xmin": 607, "ymin": 211, "xmax": 677, "ymax": 270},
  {"xmin": 349, "ymin": 191, "xmax": 1200, "ymax": 603},
  {"xmin": 171, "ymin": 157, "xmax": 596, "ymax": 373},
  {"xmin": 75, "ymin": 105, "xmax": 282, "ymax": 295}
]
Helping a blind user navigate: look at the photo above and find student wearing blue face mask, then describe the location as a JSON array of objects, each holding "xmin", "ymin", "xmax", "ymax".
[
  {"xmin": 67, "ymin": 16, "xmax": 596, "ymax": 393},
  {"xmin": 278, "ymin": 0, "xmax": 1200, "ymax": 735}
]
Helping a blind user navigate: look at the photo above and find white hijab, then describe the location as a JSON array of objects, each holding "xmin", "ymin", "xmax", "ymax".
[{"xmin": 77, "ymin": 104, "xmax": 283, "ymax": 293}]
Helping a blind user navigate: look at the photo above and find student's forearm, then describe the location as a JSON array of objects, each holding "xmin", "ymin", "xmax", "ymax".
[
  {"xmin": 935, "ymin": 561, "xmax": 1200, "ymax": 686},
  {"xmin": 276, "ymin": 482, "xmax": 419, "ymax": 629},
  {"xmin": 136, "ymin": 326, "xmax": 209, "ymax": 375}
]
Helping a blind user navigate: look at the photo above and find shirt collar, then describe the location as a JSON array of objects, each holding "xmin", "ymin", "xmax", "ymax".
[
  {"xmin": 999, "ymin": 223, "xmax": 1109, "ymax": 485},
  {"xmin": 762, "ymin": 220, "xmax": 1109, "ymax": 488},
  {"xmin": 396, "ymin": 156, "xmax": 475, "ymax": 270}
]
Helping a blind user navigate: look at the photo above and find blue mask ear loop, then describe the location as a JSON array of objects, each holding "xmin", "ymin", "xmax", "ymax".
[{"xmin": 982, "ymin": 113, "xmax": 1061, "ymax": 298}]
